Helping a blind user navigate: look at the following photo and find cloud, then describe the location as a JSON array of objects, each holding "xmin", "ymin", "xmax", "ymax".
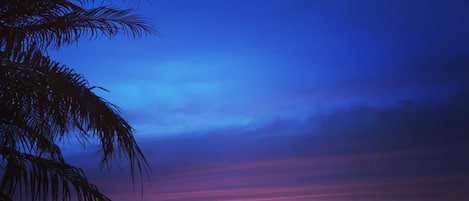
[
  {"xmin": 62, "ymin": 95, "xmax": 469, "ymax": 200},
  {"xmin": 49, "ymin": 0, "xmax": 469, "ymax": 141}
]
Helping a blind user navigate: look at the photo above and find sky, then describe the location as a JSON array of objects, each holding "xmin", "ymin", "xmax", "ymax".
[{"xmin": 49, "ymin": 0, "xmax": 469, "ymax": 200}]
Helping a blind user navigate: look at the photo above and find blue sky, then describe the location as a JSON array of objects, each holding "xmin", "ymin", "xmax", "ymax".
[
  {"xmin": 52, "ymin": 0, "xmax": 469, "ymax": 136},
  {"xmin": 49, "ymin": 0, "xmax": 469, "ymax": 200}
]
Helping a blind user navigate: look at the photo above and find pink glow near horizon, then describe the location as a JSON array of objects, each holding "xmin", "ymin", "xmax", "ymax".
[
  {"xmin": 104, "ymin": 173, "xmax": 467, "ymax": 201},
  {"xmin": 97, "ymin": 144, "xmax": 469, "ymax": 200}
]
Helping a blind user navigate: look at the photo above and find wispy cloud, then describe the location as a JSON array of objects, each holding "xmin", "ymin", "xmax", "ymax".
[
  {"xmin": 99, "ymin": 146, "xmax": 468, "ymax": 200},
  {"xmin": 65, "ymin": 97, "xmax": 469, "ymax": 200}
]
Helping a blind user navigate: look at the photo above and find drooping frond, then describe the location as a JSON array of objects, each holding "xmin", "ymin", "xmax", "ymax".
[
  {"xmin": 0, "ymin": 112, "xmax": 64, "ymax": 162},
  {"xmin": 0, "ymin": 0, "xmax": 156, "ymax": 52},
  {"xmin": 1, "ymin": 46, "xmax": 150, "ymax": 174},
  {"xmin": 0, "ymin": 147, "xmax": 110, "ymax": 201},
  {"xmin": 0, "ymin": 47, "xmax": 150, "ymax": 200}
]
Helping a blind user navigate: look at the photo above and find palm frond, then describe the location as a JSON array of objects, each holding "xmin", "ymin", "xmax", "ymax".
[
  {"xmin": 0, "ymin": 0, "xmax": 156, "ymax": 51},
  {"xmin": 0, "ymin": 1, "xmax": 154, "ymax": 200},
  {"xmin": 1, "ymin": 47, "xmax": 150, "ymax": 184},
  {"xmin": 0, "ymin": 147, "xmax": 110, "ymax": 201}
]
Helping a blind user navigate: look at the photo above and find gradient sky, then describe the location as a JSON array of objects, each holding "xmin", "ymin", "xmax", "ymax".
[{"xmin": 49, "ymin": 0, "xmax": 469, "ymax": 200}]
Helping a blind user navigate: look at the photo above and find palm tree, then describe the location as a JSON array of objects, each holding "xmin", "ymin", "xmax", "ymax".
[{"xmin": 0, "ymin": 1, "xmax": 156, "ymax": 200}]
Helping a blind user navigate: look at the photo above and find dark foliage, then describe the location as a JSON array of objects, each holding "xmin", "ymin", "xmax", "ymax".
[{"xmin": 0, "ymin": 0, "xmax": 155, "ymax": 200}]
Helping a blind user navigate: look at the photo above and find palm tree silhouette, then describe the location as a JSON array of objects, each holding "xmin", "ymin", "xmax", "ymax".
[{"xmin": 0, "ymin": 1, "xmax": 156, "ymax": 200}]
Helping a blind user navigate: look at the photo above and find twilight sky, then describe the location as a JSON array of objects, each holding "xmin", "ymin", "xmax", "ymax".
[{"xmin": 50, "ymin": 0, "xmax": 468, "ymax": 200}]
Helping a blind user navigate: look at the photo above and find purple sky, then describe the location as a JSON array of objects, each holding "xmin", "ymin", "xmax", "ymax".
[{"xmin": 49, "ymin": 0, "xmax": 469, "ymax": 200}]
